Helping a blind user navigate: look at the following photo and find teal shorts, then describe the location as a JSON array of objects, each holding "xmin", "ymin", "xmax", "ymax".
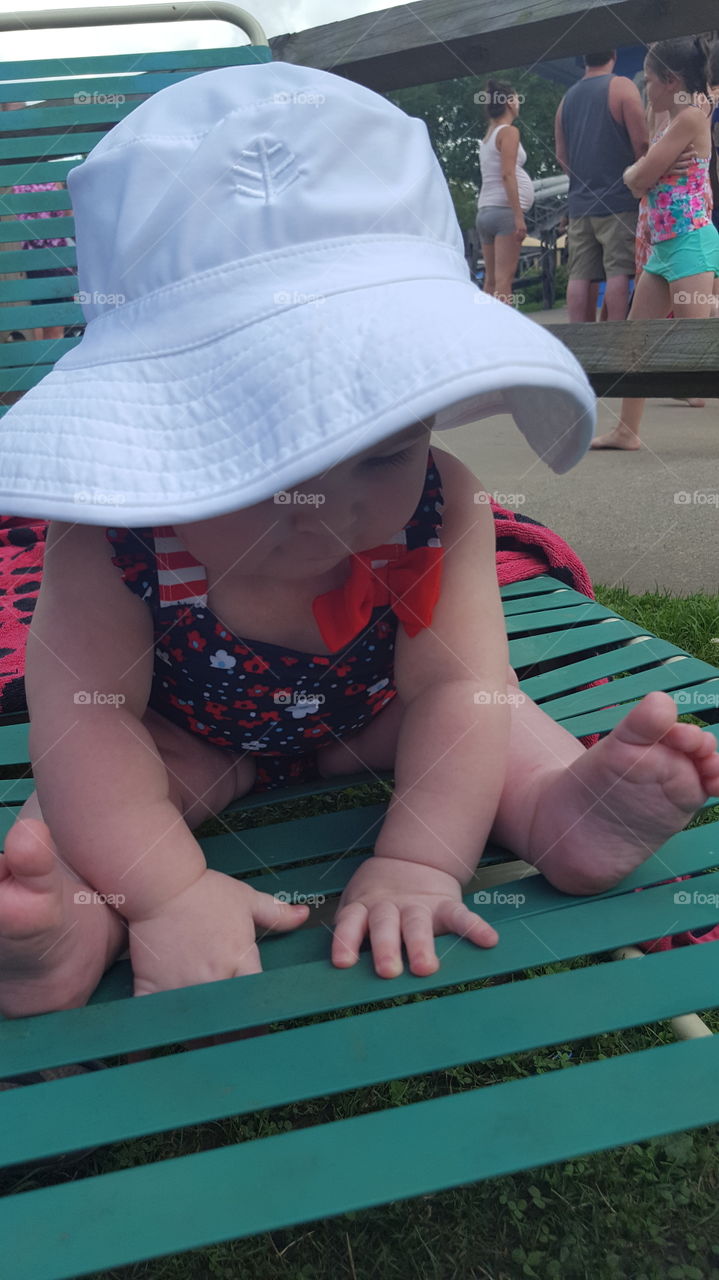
[{"xmin": 644, "ymin": 223, "xmax": 719, "ymax": 282}]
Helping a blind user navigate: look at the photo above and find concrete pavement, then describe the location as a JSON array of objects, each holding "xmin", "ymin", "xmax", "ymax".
[{"xmin": 437, "ymin": 305, "xmax": 719, "ymax": 595}]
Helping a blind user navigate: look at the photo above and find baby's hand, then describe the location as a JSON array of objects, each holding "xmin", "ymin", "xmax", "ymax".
[
  {"xmin": 128, "ymin": 869, "xmax": 309, "ymax": 996},
  {"xmin": 332, "ymin": 856, "xmax": 498, "ymax": 978}
]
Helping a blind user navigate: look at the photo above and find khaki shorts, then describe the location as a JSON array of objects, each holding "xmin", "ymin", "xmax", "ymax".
[{"xmin": 568, "ymin": 211, "xmax": 638, "ymax": 280}]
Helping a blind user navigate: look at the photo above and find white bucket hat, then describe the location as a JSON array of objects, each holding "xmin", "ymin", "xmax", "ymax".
[{"xmin": 0, "ymin": 61, "xmax": 595, "ymax": 525}]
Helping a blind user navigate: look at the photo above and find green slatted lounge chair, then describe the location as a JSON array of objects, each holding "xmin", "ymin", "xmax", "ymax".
[
  {"xmin": 0, "ymin": 12, "xmax": 718, "ymax": 1279},
  {"xmin": 0, "ymin": 576, "xmax": 718, "ymax": 1280}
]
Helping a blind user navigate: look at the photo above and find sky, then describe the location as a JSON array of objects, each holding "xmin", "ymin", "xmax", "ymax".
[{"xmin": 0, "ymin": 0, "xmax": 391, "ymax": 61}]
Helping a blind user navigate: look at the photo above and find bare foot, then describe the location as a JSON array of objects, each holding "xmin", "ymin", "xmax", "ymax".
[
  {"xmin": 527, "ymin": 691, "xmax": 719, "ymax": 895},
  {"xmin": 0, "ymin": 818, "xmax": 127, "ymax": 1017},
  {"xmin": 590, "ymin": 429, "xmax": 640, "ymax": 451}
]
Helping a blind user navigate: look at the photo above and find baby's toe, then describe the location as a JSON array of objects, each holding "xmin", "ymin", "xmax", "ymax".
[
  {"xmin": 661, "ymin": 721, "xmax": 710, "ymax": 755},
  {"xmin": 3, "ymin": 819, "xmax": 58, "ymax": 878}
]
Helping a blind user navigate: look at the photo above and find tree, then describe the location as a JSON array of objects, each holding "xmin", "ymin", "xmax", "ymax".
[{"xmin": 387, "ymin": 69, "xmax": 565, "ymax": 230}]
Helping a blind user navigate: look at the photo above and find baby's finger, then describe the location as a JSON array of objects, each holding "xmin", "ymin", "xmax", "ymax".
[
  {"xmin": 368, "ymin": 902, "xmax": 403, "ymax": 978},
  {"xmin": 438, "ymin": 901, "xmax": 499, "ymax": 949},
  {"xmin": 331, "ymin": 902, "xmax": 368, "ymax": 968},
  {"xmin": 400, "ymin": 905, "xmax": 439, "ymax": 976},
  {"xmin": 252, "ymin": 891, "xmax": 310, "ymax": 934}
]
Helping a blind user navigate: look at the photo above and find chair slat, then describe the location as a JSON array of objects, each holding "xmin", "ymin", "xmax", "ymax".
[
  {"xmin": 0, "ymin": 246, "xmax": 76, "ymax": 276},
  {"xmin": 499, "ymin": 575, "xmax": 570, "ymax": 598},
  {"xmin": 0, "ymin": 63, "xmax": 267, "ymax": 110},
  {"xmin": 503, "ymin": 588, "xmax": 581, "ymax": 615},
  {"xmin": 509, "ymin": 617, "xmax": 642, "ymax": 666},
  {"xmin": 2, "ymin": 1035, "xmax": 717, "ymax": 1280},
  {"xmin": 541, "ymin": 664, "xmax": 719, "ymax": 720},
  {"xmin": 517, "ymin": 638, "xmax": 692, "ymax": 702},
  {"xmin": 2, "ymin": 942, "xmax": 716, "ymax": 1169},
  {"xmin": 4, "ymin": 870, "xmax": 718, "ymax": 1075},
  {"xmin": 200, "ymin": 818, "xmax": 719, "ymax": 971},
  {"xmin": 0, "ymin": 44, "xmax": 270, "ymax": 86},
  {"xmin": 555, "ymin": 688, "xmax": 719, "ymax": 737},
  {"xmin": 504, "ymin": 601, "xmax": 614, "ymax": 634}
]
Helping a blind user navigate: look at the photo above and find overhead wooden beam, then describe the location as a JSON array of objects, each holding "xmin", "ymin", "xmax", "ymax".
[
  {"xmin": 269, "ymin": 0, "xmax": 718, "ymax": 92},
  {"xmin": 546, "ymin": 319, "xmax": 719, "ymax": 398}
]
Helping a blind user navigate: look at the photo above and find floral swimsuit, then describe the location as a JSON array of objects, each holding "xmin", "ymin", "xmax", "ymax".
[
  {"xmin": 106, "ymin": 451, "xmax": 444, "ymax": 793},
  {"xmin": 646, "ymin": 135, "xmax": 712, "ymax": 243}
]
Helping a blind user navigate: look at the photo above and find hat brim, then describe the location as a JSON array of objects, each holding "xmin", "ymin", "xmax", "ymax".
[{"xmin": 0, "ymin": 272, "xmax": 595, "ymax": 525}]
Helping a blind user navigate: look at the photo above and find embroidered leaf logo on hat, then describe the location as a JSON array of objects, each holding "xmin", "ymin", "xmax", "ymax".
[{"xmin": 232, "ymin": 136, "xmax": 301, "ymax": 201}]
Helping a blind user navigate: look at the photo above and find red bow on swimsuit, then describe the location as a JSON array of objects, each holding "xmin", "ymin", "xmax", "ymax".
[{"xmin": 312, "ymin": 543, "xmax": 444, "ymax": 652}]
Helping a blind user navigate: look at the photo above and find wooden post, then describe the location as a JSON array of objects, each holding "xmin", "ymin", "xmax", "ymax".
[
  {"xmin": 546, "ymin": 319, "xmax": 719, "ymax": 398},
  {"xmin": 270, "ymin": 0, "xmax": 719, "ymax": 91}
]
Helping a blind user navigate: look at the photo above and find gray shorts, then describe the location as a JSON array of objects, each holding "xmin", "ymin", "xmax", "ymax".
[{"xmin": 476, "ymin": 205, "xmax": 517, "ymax": 244}]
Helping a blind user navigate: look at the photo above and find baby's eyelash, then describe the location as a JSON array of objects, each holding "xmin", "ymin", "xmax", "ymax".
[{"xmin": 364, "ymin": 447, "xmax": 414, "ymax": 469}]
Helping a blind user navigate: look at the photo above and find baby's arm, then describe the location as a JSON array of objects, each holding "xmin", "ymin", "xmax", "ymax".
[
  {"xmin": 333, "ymin": 451, "xmax": 513, "ymax": 974},
  {"xmin": 27, "ymin": 521, "xmax": 208, "ymax": 919},
  {"xmin": 376, "ymin": 450, "xmax": 512, "ymax": 878},
  {"xmin": 27, "ymin": 522, "xmax": 307, "ymax": 993}
]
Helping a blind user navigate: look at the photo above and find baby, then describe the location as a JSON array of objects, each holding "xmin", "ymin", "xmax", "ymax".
[{"xmin": 1, "ymin": 63, "xmax": 718, "ymax": 1018}]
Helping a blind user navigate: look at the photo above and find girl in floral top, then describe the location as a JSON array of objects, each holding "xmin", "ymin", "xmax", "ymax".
[{"xmin": 591, "ymin": 38, "xmax": 718, "ymax": 450}]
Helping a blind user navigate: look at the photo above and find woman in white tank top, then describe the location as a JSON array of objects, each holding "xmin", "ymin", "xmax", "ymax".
[{"xmin": 476, "ymin": 79, "xmax": 535, "ymax": 305}]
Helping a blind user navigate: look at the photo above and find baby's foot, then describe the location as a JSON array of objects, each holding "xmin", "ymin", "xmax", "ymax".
[
  {"xmin": 0, "ymin": 818, "xmax": 126, "ymax": 1017},
  {"xmin": 529, "ymin": 692, "xmax": 719, "ymax": 895}
]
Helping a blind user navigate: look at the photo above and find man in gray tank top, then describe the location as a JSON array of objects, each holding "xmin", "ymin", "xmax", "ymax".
[{"xmin": 555, "ymin": 50, "xmax": 648, "ymax": 321}]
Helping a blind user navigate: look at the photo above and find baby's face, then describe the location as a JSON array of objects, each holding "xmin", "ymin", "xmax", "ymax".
[{"xmin": 176, "ymin": 417, "xmax": 434, "ymax": 583}]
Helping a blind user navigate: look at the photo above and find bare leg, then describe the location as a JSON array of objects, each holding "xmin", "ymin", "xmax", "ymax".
[
  {"xmin": 493, "ymin": 232, "xmax": 521, "ymax": 305},
  {"xmin": 567, "ymin": 278, "xmax": 595, "ymax": 322},
  {"xmin": 591, "ymin": 270, "xmax": 670, "ymax": 449},
  {"xmin": 0, "ymin": 709, "xmax": 255, "ymax": 1017},
  {"xmin": 590, "ymin": 397, "xmax": 644, "ymax": 450},
  {"xmin": 480, "ymin": 240, "xmax": 495, "ymax": 297},
  {"xmin": 603, "ymin": 274, "xmax": 631, "ymax": 321}
]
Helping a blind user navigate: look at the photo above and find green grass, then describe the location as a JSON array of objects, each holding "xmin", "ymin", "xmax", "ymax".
[
  {"xmin": 594, "ymin": 586, "xmax": 719, "ymax": 669},
  {"xmin": 5, "ymin": 588, "xmax": 719, "ymax": 1280}
]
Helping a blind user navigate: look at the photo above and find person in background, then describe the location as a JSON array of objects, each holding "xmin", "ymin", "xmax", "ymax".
[
  {"xmin": 555, "ymin": 50, "xmax": 648, "ymax": 321},
  {"xmin": 592, "ymin": 37, "xmax": 718, "ymax": 449},
  {"xmin": 709, "ymin": 41, "xmax": 719, "ymax": 319},
  {"xmin": 476, "ymin": 79, "xmax": 534, "ymax": 305}
]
